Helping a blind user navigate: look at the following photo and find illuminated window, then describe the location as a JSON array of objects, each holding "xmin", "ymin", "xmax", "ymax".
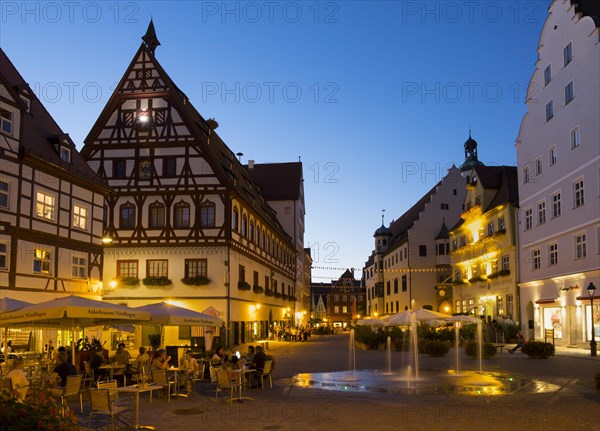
[
  {"xmin": 73, "ymin": 205, "xmax": 87, "ymax": 230},
  {"xmin": 36, "ymin": 192, "xmax": 55, "ymax": 221},
  {"xmin": 33, "ymin": 249, "xmax": 51, "ymax": 274},
  {"xmin": 71, "ymin": 256, "xmax": 87, "ymax": 278},
  {"xmin": 334, "ymin": 306, "xmax": 340, "ymax": 314},
  {"xmin": 117, "ymin": 260, "xmax": 138, "ymax": 278}
]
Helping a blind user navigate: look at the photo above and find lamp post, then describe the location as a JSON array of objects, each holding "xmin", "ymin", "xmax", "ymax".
[{"xmin": 587, "ymin": 282, "xmax": 597, "ymax": 357}]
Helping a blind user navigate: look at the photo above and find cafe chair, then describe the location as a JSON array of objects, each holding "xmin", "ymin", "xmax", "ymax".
[
  {"xmin": 60, "ymin": 374, "xmax": 84, "ymax": 414},
  {"xmin": 260, "ymin": 360, "xmax": 273, "ymax": 389},
  {"xmin": 215, "ymin": 369, "xmax": 241, "ymax": 404},
  {"xmin": 131, "ymin": 360, "xmax": 150, "ymax": 384},
  {"xmin": 97, "ymin": 379, "xmax": 132, "ymax": 406},
  {"xmin": 89, "ymin": 388, "xmax": 132, "ymax": 431},
  {"xmin": 82, "ymin": 361, "xmax": 95, "ymax": 388},
  {"xmin": 151, "ymin": 369, "xmax": 175, "ymax": 402}
]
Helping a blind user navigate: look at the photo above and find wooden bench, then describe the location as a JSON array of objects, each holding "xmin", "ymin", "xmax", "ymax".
[{"xmin": 491, "ymin": 343, "xmax": 506, "ymax": 353}]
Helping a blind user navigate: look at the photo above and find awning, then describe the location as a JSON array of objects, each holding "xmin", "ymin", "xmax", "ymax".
[
  {"xmin": 535, "ymin": 297, "xmax": 558, "ymax": 304},
  {"xmin": 576, "ymin": 293, "xmax": 600, "ymax": 301}
]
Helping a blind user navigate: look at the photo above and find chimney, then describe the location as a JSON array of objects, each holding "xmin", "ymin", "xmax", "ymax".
[{"xmin": 248, "ymin": 160, "xmax": 255, "ymax": 170}]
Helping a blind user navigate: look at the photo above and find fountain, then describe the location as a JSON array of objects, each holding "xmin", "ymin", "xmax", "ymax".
[
  {"xmin": 386, "ymin": 336, "xmax": 391, "ymax": 374},
  {"xmin": 348, "ymin": 328, "xmax": 356, "ymax": 381},
  {"xmin": 292, "ymin": 315, "xmax": 538, "ymax": 396}
]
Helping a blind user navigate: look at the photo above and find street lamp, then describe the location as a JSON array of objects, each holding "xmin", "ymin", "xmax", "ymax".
[{"xmin": 587, "ymin": 282, "xmax": 597, "ymax": 357}]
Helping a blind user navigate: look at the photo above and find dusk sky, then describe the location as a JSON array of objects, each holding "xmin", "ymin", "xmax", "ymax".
[{"xmin": 0, "ymin": 1, "xmax": 549, "ymax": 282}]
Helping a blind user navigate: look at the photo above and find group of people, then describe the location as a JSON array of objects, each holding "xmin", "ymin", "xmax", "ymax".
[
  {"xmin": 274, "ymin": 326, "xmax": 311, "ymax": 342},
  {"xmin": 210, "ymin": 344, "xmax": 270, "ymax": 388},
  {"xmin": 3, "ymin": 347, "xmax": 77, "ymax": 402}
]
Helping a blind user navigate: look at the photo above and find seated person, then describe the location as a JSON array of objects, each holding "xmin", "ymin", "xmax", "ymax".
[
  {"xmin": 56, "ymin": 346, "xmax": 73, "ymax": 364},
  {"xmin": 229, "ymin": 355, "xmax": 242, "ymax": 371},
  {"xmin": 89, "ymin": 346, "xmax": 106, "ymax": 381},
  {"xmin": 130, "ymin": 346, "xmax": 150, "ymax": 381},
  {"xmin": 211, "ymin": 346, "xmax": 227, "ymax": 367},
  {"xmin": 180, "ymin": 350, "xmax": 199, "ymax": 373},
  {"xmin": 249, "ymin": 345, "xmax": 268, "ymax": 388},
  {"xmin": 111, "ymin": 343, "xmax": 132, "ymax": 365},
  {"xmin": 151, "ymin": 349, "xmax": 171, "ymax": 370},
  {"xmin": 48, "ymin": 351, "xmax": 77, "ymax": 395},
  {"xmin": 5, "ymin": 357, "xmax": 29, "ymax": 402},
  {"xmin": 179, "ymin": 350, "xmax": 199, "ymax": 393}
]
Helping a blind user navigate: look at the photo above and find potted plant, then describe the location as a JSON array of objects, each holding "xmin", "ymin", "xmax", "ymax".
[
  {"xmin": 521, "ymin": 341, "xmax": 555, "ymax": 359},
  {"xmin": 253, "ymin": 285, "xmax": 264, "ymax": 294},
  {"xmin": 422, "ymin": 340, "xmax": 451, "ymax": 357},
  {"xmin": 142, "ymin": 276, "xmax": 172, "ymax": 286},
  {"xmin": 181, "ymin": 276, "xmax": 210, "ymax": 286},
  {"xmin": 238, "ymin": 281, "xmax": 251, "ymax": 291},
  {"xmin": 119, "ymin": 276, "xmax": 140, "ymax": 286}
]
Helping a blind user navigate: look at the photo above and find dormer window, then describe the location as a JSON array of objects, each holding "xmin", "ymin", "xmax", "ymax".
[
  {"xmin": 60, "ymin": 146, "xmax": 71, "ymax": 163},
  {"xmin": 20, "ymin": 95, "xmax": 31, "ymax": 113},
  {"xmin": 0, "ymin": 108, "xmax": 13, "ymax": 135}
]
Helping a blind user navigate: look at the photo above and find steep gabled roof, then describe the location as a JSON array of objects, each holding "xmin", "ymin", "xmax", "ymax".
[
  {"xmin": 0, "ymin": 48, "xmax": 108, "ymax": 191},
  {"xmin": 81, "ymin": 32, "xmax": 291, "ymax": 243},
  {"xmin": 435, "ymin": 221, "xmax": 450, "ymax": 240},
  {"xmin": 472, "ymin": 165, "xmax": 519, "ymax": 212},
  {"xmin": 387, "ymin": 182, "xmax": 440, "ymax": 247},
  {"xmin": 571, "ymin": 0, "xmax": 600, "ymax": 27},
  {"xmin": 246, "ymin": 162, "xmax": 303, "ymax": 200}
]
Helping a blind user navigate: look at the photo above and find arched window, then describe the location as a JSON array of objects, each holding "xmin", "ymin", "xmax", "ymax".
[
  {"xmin": 249, "ymin": 221, "xmax": 255, "ymax": 242},
  {"xmin": 119, "ymin": 202, "xmax": 136, "ymax": 229},
  {"xmin": 174, "ymin": 202, "xmax": 190, "ymax": 228},
  {"xmin": 241, "ymin": 215, "xmax": 247, "ymax": 237},
  {"xmin": 199, "ymin": 201, "xmax": 215, "ymax": 228},
  {"xmin": 261, "ymin": 229, "xmax": 266, "ymax": 249},
  {"xmin": 148, "ymin": 202, "xmax": 165, "ymax": 228},
  {"xmin": 232, "ymin": 207, "xmax": 239, "ymax": 231}
]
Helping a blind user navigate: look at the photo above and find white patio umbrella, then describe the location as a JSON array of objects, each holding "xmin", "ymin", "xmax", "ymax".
[
  {"xmin": 355, "ymin": 318, "xmax": 387, "ymax": 327},
  {"xmin": 0, "ymin": 295, "xmax": 151, "ymax": 357},
  {"xmin": 0, "ymin": 297, "xmax": 33, "ymax": 352},
  {"xmin": 385, "ymin": 307, "xmax": 452, "ymax": 326},
  {"xmin": 445, "ymin": 315, "xmax": 482, "ymax": 324},
  {"xmin": 133, "ymin": 302, "xmax": 223, "ymax": 327}
]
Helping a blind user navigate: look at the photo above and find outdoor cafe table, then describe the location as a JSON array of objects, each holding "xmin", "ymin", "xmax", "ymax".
[
  {"xmin": 231, "ymin": 368, "xmax": 255, "ymax": 402},
  {"xmin": 99, "ymin": 363, "xmax": 125, "ymax": 381},
  {"xmin": 117, "ymin": 384, "xmax": 162, "ymax": 430}
]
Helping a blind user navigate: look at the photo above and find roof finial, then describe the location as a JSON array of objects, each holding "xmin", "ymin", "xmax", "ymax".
[
  {"xmin": 381, "ymin": 209, "xmax": 386, "ymax": 226},
  {"xmin": 142, "ymin": 19, "xmax": 161, "ymax": 55}
]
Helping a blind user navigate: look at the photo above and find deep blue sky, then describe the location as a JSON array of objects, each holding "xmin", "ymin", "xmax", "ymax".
[{"xmin": 0, "ymin": 1, "xmax": 549, "ymax": 281}]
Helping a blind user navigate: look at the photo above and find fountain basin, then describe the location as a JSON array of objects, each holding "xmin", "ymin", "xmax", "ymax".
[{"xmin": 291, "ymin": 369, "xmax": 536, "ymax": 396}]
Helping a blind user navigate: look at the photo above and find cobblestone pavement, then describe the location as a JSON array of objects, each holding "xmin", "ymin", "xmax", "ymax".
[{"xmin": 77, "ymin": 335, "xmax": 600, "ymax": 431}]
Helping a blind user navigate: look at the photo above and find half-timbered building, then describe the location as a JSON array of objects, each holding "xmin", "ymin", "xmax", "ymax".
[
  {"xmin": 81, "ymin": 22, "xmax": 298, "ymax": 346},
  {"xmin": 0, "ymin": 48, "xmax": 110, "ymax": 304}
]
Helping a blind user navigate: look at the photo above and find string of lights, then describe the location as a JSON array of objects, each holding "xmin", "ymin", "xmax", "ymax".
[{"xmin": 312, "ymin": 266, "xmax": 449, "ymax": 273}]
